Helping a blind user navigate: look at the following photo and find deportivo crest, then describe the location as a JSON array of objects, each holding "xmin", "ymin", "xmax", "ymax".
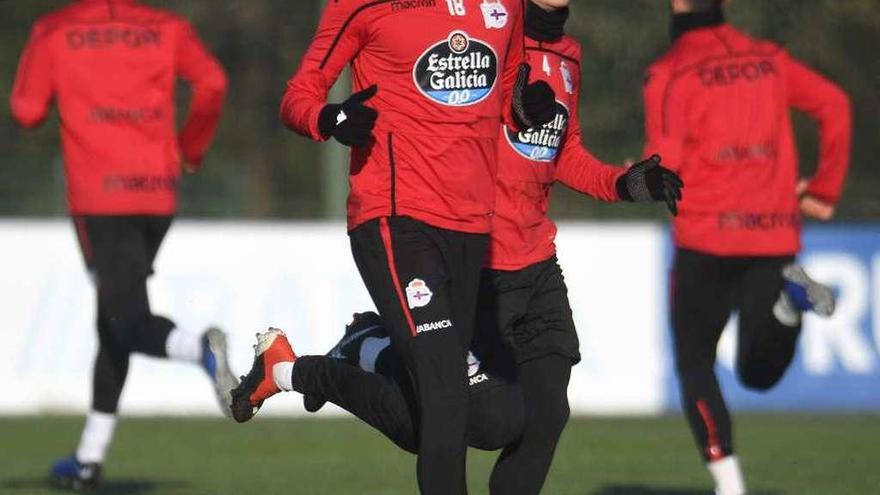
[
  {"xmin": 413, "ymin": 31, "xmax": 498, "ymax": 106},
  {"xmin": 505, "ymin": 100, "xmax": 569, "ymax": 162},
  {"xmin": 405, "ymin": 278, "xmax": 433, "ymax": 309},
  {"xmin": 480, "ymin": 0, "xmax": 508, "ymax": 29},
  {"xmin": 560, "ymin": 61, "xmax": 574, "ymax": 95},
  {"xmin": 466, "ymin": 351, "xmax": 481, "ymax": 377}
]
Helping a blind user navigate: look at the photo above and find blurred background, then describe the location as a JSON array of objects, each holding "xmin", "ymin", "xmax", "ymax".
[
  {"xmin": 1, "ymin": 1, "xmax": 879, "ymax": 494},
  {"xmin": 2, "ymin": 0, "xmax": 878, "ymax": 219}
]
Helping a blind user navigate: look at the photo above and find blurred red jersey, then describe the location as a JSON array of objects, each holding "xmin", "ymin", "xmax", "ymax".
[
  {"xmin": 644, "ymin": 24, "xmax": 851, "ymax": 256},
  {"xmin": 10, "ymin": 0, "xmax": 227, "ymax": 215},
  {"xmin": 282, "ymin": 0, "xmax": 525, "ymax": 234},
  {"xmin": 487, "ymin": 35, "xmax": 624, "ymax": 270}
]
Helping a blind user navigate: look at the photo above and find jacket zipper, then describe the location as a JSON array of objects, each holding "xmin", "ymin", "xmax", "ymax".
[{"xmin": 388, "ymin": 132, "xmax": 396, "ymax": 217}]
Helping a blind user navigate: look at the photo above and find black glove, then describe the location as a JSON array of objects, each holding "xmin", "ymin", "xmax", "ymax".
[
  {"xmin": 318, "ymin": 85, "xmax": 378, "ymax": 147},
  {"xmin": 616, "ymin": 155, "xmax": 684, "ymax": 215},
  {"xmin": 512, "ymin": 63, "xmax": 556, "ymax": 129}
]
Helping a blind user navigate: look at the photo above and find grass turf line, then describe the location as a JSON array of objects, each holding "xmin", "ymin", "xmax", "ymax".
[{"xmin": 0, "ymin": 415, "xmax": 877, "ymax": 494}]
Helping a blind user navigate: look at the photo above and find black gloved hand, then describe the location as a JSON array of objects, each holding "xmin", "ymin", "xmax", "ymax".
[
  {"xmin": 512, "ymin": 63, "xmax": 556, "ymax": 129},
  {"xmin": 616, "ymin": 154, "xmax": 684, "ymax": 215},
  {"xmin": 318, "ymin": 85, "xmax": 378, "ymax": 147}
]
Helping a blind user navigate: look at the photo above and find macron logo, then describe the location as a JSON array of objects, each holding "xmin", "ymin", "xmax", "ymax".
[{"xmin": 416, "ymin": 319, "xmax": 452, "ymax": 334}]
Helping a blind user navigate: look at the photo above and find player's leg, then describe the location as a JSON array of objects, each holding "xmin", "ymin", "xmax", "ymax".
[
  {"xmin": 306, "ymin": 311, "xmax": 525, "ymax": 451},
  {"xmin": 672, "ymin": 249, "xmax": 743, "ymax": 495},
  {"xmin": 349, "ymin": 216, "xmax": 482, "ymax": 495},
  {"xmin": 88, "ymin": 216, "xmax": 235, "ymax": 409},
  {"xmin": 488, "ymin": 258, "xmax": 577, "ymax": 495},
  {"xmin": 735, "ymin": 256, "xmax": 801, "ymax": 391},
  {"xmin": 52, "ymin": 216, "xmax": 140, "ymax": 490},
  {"xmin": 140, "ymin": 215, "xmax": 239, "ymax": 411},
  {"xmin": 229, "ymin": 322, "xmax": 419, "ymax": 454},
  {"xmin": 231, "ymin": 318, "xmax": 524, "ymax": 454},
  {"xmin": 54, "ymin": 216, "xmax": 237, "ymax": 488}
]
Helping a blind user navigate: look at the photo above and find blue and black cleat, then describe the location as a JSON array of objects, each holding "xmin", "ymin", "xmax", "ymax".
[
  {"xmin": 782, "ymin": 263, "xmax": 836, "ymax": 317},
  {"xmin": 49, "ymin": 455, "xmax": 101, "ymax": 492},
  {"xmin": 202, "ymin": 327, "xmax": 239, "ymax": 419},
  {"xmin": 303, "ymin": 312, "xmax": 385, "ymax": 413}
]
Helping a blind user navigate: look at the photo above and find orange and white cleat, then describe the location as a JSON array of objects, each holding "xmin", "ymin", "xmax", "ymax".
[{"xmin": 230, "ymin": 328, "xmax": 296, "ymax": 423}]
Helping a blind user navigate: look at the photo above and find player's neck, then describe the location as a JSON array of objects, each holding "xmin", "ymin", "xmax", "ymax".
[
  {"xmin": 670, "ymin": 7, "xmax": 725, "ymax": 41},
  {"xmin": 525, "ymin": 1, "xmax": 569, "ymax": 43}
]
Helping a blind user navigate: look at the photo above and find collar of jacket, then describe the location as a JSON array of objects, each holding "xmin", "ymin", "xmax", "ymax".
[
  {"xmin": 670, "ymin": 8, "xmax": 725, "ymax": 41},
  {"xmin": 525, "ymin": 2, "xmax": 569, "ymax": 43}
]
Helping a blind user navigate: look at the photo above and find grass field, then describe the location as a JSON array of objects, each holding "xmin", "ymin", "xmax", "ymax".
[{"xmin": 0, "ymin": 415, "xmax": 877, "ymax": 495}]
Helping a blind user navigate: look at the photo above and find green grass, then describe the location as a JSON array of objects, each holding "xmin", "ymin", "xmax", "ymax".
[{"xmin": 0, "ymin": 415, "xmax": 877, "ymax": 494}]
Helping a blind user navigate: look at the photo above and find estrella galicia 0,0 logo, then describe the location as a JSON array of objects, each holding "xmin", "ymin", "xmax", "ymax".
[
  {"xmin": 505, "ymin": 101, "xmax": 569, "ymax": 162},
  {"xmin": 413, "ymin": 31, "xmax": 498, "ymax": 106}
]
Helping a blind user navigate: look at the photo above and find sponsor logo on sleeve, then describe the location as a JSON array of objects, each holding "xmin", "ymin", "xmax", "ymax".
[
  {"xmin": 505, "ymin": 100, "xmax": 569, "ymax": 162},
  {"xmin": 405, "ymin": 278, "xmax": 433, "ymax": 309},
  {"xmin": 413, "ymin": 31, "xmax": 498, "ymax": 106}
]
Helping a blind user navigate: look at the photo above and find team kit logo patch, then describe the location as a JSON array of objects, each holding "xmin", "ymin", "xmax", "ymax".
[
  {"xmin": 480, "ymin": 0, "xmax": 508, "ymax": 29},
  {"xmin": 413, "ymin": 31, "xmax": 498, "ymax": 106},
  {"xmin": 405, "ymin": 278, "xmax": 433, "ymax": 309},
  {"xmin": 505, "ymin": 101, "xmax": 569, "ymax": 162}
]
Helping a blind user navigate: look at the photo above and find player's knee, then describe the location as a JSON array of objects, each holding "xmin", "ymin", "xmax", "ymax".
[
  {"xmin": 393, "ymin": 433, "xmax": 419, "ymax": 455},
  {"xmin": 469, "ymin": 396, "xmax": 525, "ymax": 451},
  {"xmin": 535, "ymin": 398, "xmax": 570, "ymax": 439},
  {"xmin": 737, "ymin": 366, "xmax": 782, "ymax": 391}
]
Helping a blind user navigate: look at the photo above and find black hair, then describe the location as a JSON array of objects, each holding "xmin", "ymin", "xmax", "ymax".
[{"xmin": 683, "ymin": 0, "xmax": 723, "ymax": 12}]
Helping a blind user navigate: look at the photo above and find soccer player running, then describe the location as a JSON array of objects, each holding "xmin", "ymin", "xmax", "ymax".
[
  {"xmin": 237, "ymin": 0, "xmax": 681, "ymax": 493},
  {"xmin": 10, "ymin": 0, "xmax": 231, "ymax": 490},
  {"xmin": 476, "ymin": 1, "xmax": 680, "ymax": 492},
  {"xmin": 643, "ymin": 1, "xmax": 852, "ymax": 494},
  {"xmin": 278, "ymin": 1, "xmax": 560, "ymax": 493}
]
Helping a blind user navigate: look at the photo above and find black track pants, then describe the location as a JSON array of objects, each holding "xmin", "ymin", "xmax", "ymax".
[
  {"xmin": 74, "ymin": 215, "xmax": 176, "ymax": 414},
  {"xmin": 348, "ymin": 216, "xmax": 488, "ymax": 495},
  {"xmin": 291, "ymin": 351, "xmax": 524, "ymax": 455},
  {"xmin": 671, "ymin": 248, "xmax": 800, "ymax": 461},
  {"xmin": 488, "ymin": 354, "xmax": 571, "ymax": 495}
]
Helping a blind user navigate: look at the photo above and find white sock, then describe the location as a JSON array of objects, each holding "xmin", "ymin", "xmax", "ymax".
[
  {"xmin": 165, "ymin": 327, "xmax": 203, "ymax": 363},
  {"xmin": 773, "ymin": 291, "xmax": 801, "ymax": 327},
  {"xmin": 708, "ymin": 455, "xmax": 746, "ymax": 495},
  {"xmin": 75, "ymin": 411, "xmax": 117, "ymax": 464},
  {"xmin": 273, "ymin": 361, "xmax": 295, "ymax": 391},
  {"xmin": 359, "ymin": 337, "xmax": 391, "ymax": 373}
]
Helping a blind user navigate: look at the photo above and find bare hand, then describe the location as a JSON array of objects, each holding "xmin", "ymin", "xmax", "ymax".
[{"xmin": 797, "ymin": 179, "xmax": 835, "ymax": 221}]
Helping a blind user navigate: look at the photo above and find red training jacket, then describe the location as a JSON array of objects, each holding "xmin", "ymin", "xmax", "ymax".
[
  {"xmin": 282, "ymin": 0, "xmax": 525, "ymax": 234},
  {"xmin": 487, "ymin": 35, "xmax": 625, "ymax": 270},
  {"xmin": 10, "ymin": 0, "xmax": 227, "ymax": 216},
  {"xmin": 644, "ymin": 24, "xmax": 851, "ymax": 256}
]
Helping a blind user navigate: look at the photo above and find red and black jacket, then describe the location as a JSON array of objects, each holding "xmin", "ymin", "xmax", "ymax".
[
  {"xmin": 282, "ymin": 0, "xmax": 526, "ymax": 234},
  {"xmin": 488, "ymin": 33, "xmax": 624, "ymax": 270},
  {"xmin": 644, "ymin": 23, "xmax": 851, "ymax": 256},
  {"xmin": 10, "ymin": 0, "xmax": 227, "ymax": 215}
]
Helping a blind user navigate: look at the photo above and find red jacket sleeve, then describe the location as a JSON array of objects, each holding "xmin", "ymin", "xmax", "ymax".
[
  {"xmin": 176, "ymin": 20, "xmax": 228, "ymax": 167},
  {"xmin": 280, "ymin": 1, "xmax": 368, "ymax": 141},
  {"xmin": 499, "ymin": 3, "xmax": 525, "ymax": 130},
  {"xmin": 786, "ymin": 56, "xmax": 852, "ymax": 204},
  {"xmin": 642, "ymin": 64, "xmax": 686, "ymax": 172},
  {"xmin": 10, "ymin": 21, "xmax": 54, "ymax": 129},
  {"xmin": 555, "ymin": 83, "xmax": 624, "ymax": 202}
]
